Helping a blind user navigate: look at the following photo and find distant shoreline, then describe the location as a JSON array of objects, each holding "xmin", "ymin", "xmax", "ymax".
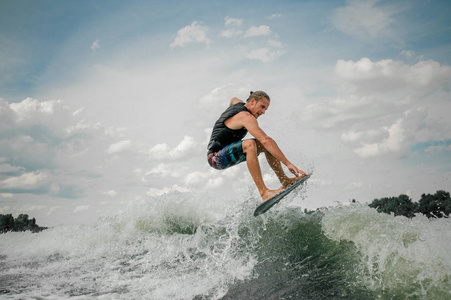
[{"xmin": 0, "ymin": 214, "xmax": 47, "ymax": 234}]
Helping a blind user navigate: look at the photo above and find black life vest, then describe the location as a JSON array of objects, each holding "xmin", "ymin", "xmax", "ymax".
[{"xmin": 207, "ymin": 102, "xmax": 249, "ymax": 153}]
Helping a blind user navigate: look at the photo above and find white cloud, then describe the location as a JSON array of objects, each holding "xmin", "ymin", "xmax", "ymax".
[
  {"xmin": 246, "ymin": 48, "xmax": 283, "ymax": 63},
  {"xmin": 0, "ymin": 97, "xmax": 142, "ymax": 201},
  {"xmin": 353, "ymin": 119, "xmax": 405, "ymax": 158},
  {"xmin": 221, "ymin": 29, "xmax": 238, "ymax": 39},
  {"xmin": 144, "ymin": 163, "xmax": 180, "ymax": 178},
  {"xmin": 107, "ymin": 140, "xmax": 132, "ymax": 154},
  {"xmin": 65, "ymin": 120, "xmax": 95, "ymax": 134},
  {"xmin": 149, "ymin": 135, "xmax": 198, "ymax": 160},
  {"xmin": 268, "ymin": 39, "xmax": 282, "ymax": 48},
  {"xmin": 171, "ymin": 135, "xmax": 198, "ymax": 158},
  {"xmin": 184, "ymin": 170, "xmax": 225, "ymax": 189},
  {"xmin": 148, "ymin": 143, "xmax": 169, "ymax": 160},
  {"xmin": 335, "ymin": 57, "xmax": 451, "ymax": 94},
  {"xmin": 170, "ymin": 21, "xmax": 210, "ymax": 48},
  {"xmin": 103, "ymin": 190, "xmax": 117, "ymax": 197},
  {"xmin": 73, "ymin": 205, "xmax": 89, "ymax": 213},
  {"xmin": 300, "ymin": 56, "xmax": 451, "ymax": 166},
  {"xmin": 9, "ymin": 98, "xmax": 61, "ymax": 121},
  {"xmin": 400, "ymin": 50, "xmax": 414, "ymax": 59},
  {"xmin": 185, "ymin": 171, "xmax": 208, "ymax": 186},
  {"xmin": 332, "ymin": 0, "xmax": 396, "ymax": 39},
  {"xmin": 206, "ymin": 177, "xmax": 224, "ymax": 189},
  {"xmin": 198, "ymin": 85, "xmax": 230, "ymax": 107},
  {"xmin": 342, "ymin": 129, "xmax": 381, "ymax": 143},
  {"xmin": 72, "ymin": 107, "xmax": 85, "ymax": 116},
  {"xmin": 224, "ymin": 16, "xmax": 242, "ymax": 28},
  {"xmin": 341, "ymin": 131, "xmax": 364, "ymax": 143},
  {"xmin": 0, "ymin": 163, "xmax": 24, "ymax": 173},
  {"xmin": 301, "ymin": 94, "xmax": 376, "ymax": 129},
  {"xmin": 0, "ymin": 171, "xmax": 48, "ymax": 189},
  {"xmin": 244, "ymin": 25, "xmax": 271, "ymax": 37},
  {"xmin": 197, "ymin": 85, "xmax": 250, "ymax": 115},
  {"xmin": 221, "ymin": 17, "xmax": 243, "ymax": 38},
  {"xmin": 90, "ymin": 39, "xmax": 100, "ymax": 52}
]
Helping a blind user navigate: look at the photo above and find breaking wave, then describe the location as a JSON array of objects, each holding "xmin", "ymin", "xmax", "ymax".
[{"xmin": 1, "ymin": 190, "xmax": 450, "ymax": 299}]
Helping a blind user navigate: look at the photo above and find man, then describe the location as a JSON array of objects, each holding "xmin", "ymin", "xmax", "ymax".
[{"xmin": 207, "ymin": 91, "xmax": 307, "ymax": 201}]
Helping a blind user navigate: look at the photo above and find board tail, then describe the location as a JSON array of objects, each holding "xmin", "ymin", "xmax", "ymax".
[{"xmin": 254, "ymin": 174, "xmax": 310, "ymax": 217}]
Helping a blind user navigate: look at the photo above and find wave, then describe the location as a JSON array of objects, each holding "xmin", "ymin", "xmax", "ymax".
[{"xmin": 0, "ymin": 190, "xmax": 450, "ymax": 299}]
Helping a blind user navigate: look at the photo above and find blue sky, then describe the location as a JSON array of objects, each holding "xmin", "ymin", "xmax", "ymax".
[{"xmin": 1, "ymin": 0, "xmax": 450, "ymax": 226}]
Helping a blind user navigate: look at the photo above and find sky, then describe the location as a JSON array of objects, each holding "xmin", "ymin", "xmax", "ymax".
[{"xmin": 1, "ymin": 0, "xmax": 450, "ymax": 226}]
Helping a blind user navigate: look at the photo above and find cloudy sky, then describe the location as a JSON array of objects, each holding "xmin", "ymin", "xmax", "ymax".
[{"xmin": 1, "ymin": 0, "xmax": 450, "ymax": 226}]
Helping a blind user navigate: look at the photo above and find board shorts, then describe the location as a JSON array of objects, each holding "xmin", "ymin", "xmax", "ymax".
[{"xmin": 207, "ymin": 140, "xmax": 256, "ymax": 170}]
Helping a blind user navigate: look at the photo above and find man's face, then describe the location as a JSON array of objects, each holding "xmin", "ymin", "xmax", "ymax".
[{"xmin": 248, "ymin": 98, "xmax": 270, "ymax": 119}]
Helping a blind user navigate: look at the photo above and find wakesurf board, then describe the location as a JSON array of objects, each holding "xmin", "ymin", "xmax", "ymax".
[{"xmin": 254, "ymin": 174, "xmax": 310, "ymax": 217}]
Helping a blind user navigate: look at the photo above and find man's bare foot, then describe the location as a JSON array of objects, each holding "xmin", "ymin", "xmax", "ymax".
[
  {"xmin": 261, "ymin": 186, "xmax": 284, "ymax": 202},
  {"xmin": 282, "ymin": 174, "xmax": 308, "ymax": 188}
]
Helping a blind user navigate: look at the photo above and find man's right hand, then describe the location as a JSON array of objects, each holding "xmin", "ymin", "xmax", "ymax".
[{"xmin": 287, "ymin": 163, "xmax": 307, "ymax": 178}]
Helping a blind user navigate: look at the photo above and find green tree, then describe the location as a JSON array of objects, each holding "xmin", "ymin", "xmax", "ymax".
[
  {"xmin": 0, "ymin": 213, "xmax": 46, "ymax": 233},
  {"xmin": 0, "ymin": 214, "xmax": 15, "ymax": 233},
  {"xmin": 418, "ymin": 190, "xmax": 451, "ymax": 218},
  {"xmin": 370, "ymin": 190, "xmax": 450, "ymax": 219},
  {"xmin": 14, "ymin": 214, "xmax": 30, "ymax": 231},
  {"xmin": 394, "ymin": 194, "xmax": 417, "ymax": 218},
  {"xmin": 369, "ymin": 194, "xmax": 417, "ymax": 218}
]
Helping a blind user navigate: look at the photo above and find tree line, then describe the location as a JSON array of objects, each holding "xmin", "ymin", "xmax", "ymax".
[
  {"xmin": 368, "ymin": 190, "xmax": 451, "ymax": 219},
  {"xmin": 0, "ymin": 214, "xmax": 47, "ymax": 233}
]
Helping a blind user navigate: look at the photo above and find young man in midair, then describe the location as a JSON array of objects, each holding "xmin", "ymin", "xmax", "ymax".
[{"xmin": 207, "ymin": 91, "xmax": 307, "ymax": 201}]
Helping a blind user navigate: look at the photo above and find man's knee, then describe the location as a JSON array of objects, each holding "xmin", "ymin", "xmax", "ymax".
[{"xmin": 242, "ymin": 139, "xmax": 257, "ymax": 153}]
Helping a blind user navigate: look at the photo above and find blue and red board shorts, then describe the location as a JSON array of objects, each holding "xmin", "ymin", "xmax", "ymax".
[{"xmin": 207, "ymin": 140, "xmax": 251, "ymax": 170}]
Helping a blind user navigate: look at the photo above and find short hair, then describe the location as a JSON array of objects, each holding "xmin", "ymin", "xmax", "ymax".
[{"xmin": 246, "ymin": 91, "xmax": 270, "ymax": 103}]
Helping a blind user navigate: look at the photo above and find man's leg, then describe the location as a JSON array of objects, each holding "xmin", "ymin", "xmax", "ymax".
[
  {"xmin": 256, "ymin": 141, "xmax": 304, "ymax": 188},
  {"xmin": 256, "ymin": 140, "xmax": 304, "ymax": 187},
  {"xmin": 242, "ymin": 139, "xmax": 283, "ymax": 201}
]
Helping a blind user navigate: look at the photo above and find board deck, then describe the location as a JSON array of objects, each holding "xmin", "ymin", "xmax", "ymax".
[{"xmin": 253, "ymin": 174, "xmax": 310, "ymax": 217}]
